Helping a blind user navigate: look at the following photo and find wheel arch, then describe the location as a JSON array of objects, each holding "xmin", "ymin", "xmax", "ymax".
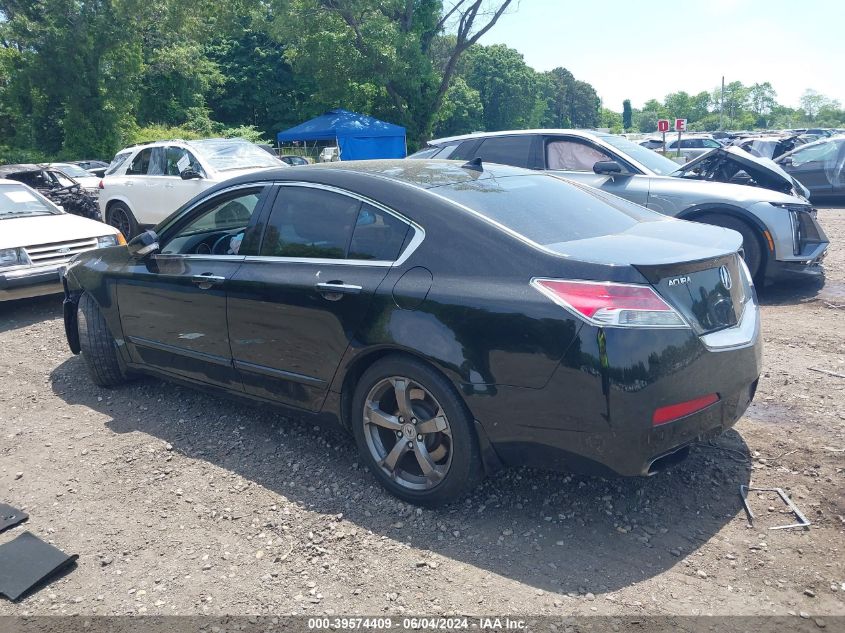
[
  {"xmin": 336, "ymin": 346, "xmax": 466, "ymax": 432},
  {"xmin": 335, "ymin": 345, "xmax": 503, "ymax": 476},
  {"xmin": 677, "ymin": 203, "xmax": 772, "ymax": 264}
]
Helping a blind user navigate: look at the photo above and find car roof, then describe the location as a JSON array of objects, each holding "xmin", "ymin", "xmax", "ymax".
[
  {"xmin": 428, "ymin": 129, "xmax": 611, "ymax": 145},
  {"xmin": 294, "ymin": 159, "xmax": 536, "ymax": 189}
]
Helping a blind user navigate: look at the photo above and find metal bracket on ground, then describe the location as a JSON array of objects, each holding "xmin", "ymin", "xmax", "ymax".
[{"xmin": 740, "ymin": 484, "xmax": 811, "ymax": 530}]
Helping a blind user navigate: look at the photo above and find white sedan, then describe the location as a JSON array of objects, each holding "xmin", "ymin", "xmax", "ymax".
[{"xmin": 0, "ymin": 179, "xmax": 124, "ymax": 301}]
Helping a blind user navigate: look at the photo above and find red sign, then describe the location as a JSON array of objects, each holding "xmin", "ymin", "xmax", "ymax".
[
  {"xmin": 657, "ymin": 119, "xmax": 670, "ymax": 133},
  {"xmin": 675, "ymin": 118, "xmax": 687, "ymax": 132}
]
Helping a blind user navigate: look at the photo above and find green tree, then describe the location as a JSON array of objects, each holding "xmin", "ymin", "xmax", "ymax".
[
  {"xmin": 433, "ymin": 76, "xmax": 483, "ymax": 137},
  {"xmin": 599, "ymin": 108, "xmax": 622, "ymax": 133},
  {"xmin": 274, "ymin": 0, "xmax": 515, "ymax": 145},
  {"xmin": 463, "ymin": 44, "xmax": 540, "ymax": 131},
  {"xmin": 622, "ymin": 99, "xmax": 632, "ymax": 130},
  {"xmin": 800, "ymin": 89, "xmax": 840, "ymax": 122}
]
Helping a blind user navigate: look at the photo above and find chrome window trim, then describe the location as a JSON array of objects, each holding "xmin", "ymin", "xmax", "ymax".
[
  {"xmin": 154, "ymin": 180, "xmax": 426, "ymax": 268},
  {"xmin": 255, "ymin": 181, "xmax": 425, "ymax": 268}
]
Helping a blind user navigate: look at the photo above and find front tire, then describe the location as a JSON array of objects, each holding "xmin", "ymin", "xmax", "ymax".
[
  {"xmin": 77, "ymin": 293, "xmax": 129, "ymax": 388},
  {"xmin": 695, "ymin": 213, "xmax": 764, "ymax": 280},
  {"xmin": 351, "ymin": 355, "xmax": 484, "ymax": 506}
]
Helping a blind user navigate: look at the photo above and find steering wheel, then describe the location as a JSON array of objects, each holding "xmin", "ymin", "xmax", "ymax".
[{"xmin": 212, "ymin": 231, "xmax": 242, "ymax": 255}]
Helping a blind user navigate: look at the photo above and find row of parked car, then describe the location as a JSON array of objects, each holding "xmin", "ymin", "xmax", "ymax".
[
  {"xmin": 638, "ymin": 129, "xmax": 845, "ymax": 201},
  {"xmin": 0, "ymin": 124, "xmax": 835, "ymax": 504}
]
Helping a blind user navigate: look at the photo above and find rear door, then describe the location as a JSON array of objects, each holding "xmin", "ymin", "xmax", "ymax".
[
  {"xmin": 543, "ymin": 136, "xmax": 650, "ymax": 205},
  {"xmin": 227, "ymin": 183, "xmax": 413, "ymax": 410}
]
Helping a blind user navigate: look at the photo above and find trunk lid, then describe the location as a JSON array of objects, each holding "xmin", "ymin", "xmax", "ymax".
[
  {"xmin": 547, "ymin": 218, "xmax": 748, "ymax": 335},
  {"xmin": 672, "ymin": 146, "xmax": 810, "ymax": 199},
  {"xmin": 635, "ymin": 253, "xmax": 749, "ymax": 335}
]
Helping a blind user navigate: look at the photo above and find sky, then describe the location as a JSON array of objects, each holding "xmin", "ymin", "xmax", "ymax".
[{"xmin": 479, "ymin": 0, "xmax": 844, "ymax": 112}]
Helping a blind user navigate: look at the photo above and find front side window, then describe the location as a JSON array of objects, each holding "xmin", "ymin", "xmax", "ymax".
[
  {"xmin": 260, "ymin": 187, "xmax": 361, "ymax": 259},
  {"xmin": 165, "ymin": 146, "xmax": 203, "ymax": 177},
  {"xmin": 160, "ymin": 188, "xmax": 264, "ymax": 255},
  {"xmin": 546, "ymin": 139, "xmax": 612, "ymax": 171},
  {"xmin": 788, "ymin": 141, "xmax": 840, "ymax": 166}
]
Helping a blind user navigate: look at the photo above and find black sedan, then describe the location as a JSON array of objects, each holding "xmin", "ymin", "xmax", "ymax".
[{"xmin": 62, "ymin": 160, "xmax": 762, "ymax": 505}]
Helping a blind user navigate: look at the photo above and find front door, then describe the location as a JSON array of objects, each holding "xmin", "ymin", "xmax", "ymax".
[
  {"xmin": 116, "ymin": 185, "xmax": 270, "ymax": 388},
  {"xmin": 544, "ymin": 136, "xmax": 650, "ymax": 206},
  {"xmin": 227, "ymin": 184, "xmax": 412, "ymax": 410}
]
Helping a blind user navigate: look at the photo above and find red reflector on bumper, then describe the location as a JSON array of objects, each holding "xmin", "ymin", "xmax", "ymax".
[{"xmin": 652, "ymin": 393, "xmax": 720, "ymax": 426}]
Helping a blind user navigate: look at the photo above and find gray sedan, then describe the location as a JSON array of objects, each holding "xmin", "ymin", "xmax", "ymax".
[{"xmin": 410, "ymin": 130, "xmax": 828, "ymax": 284}]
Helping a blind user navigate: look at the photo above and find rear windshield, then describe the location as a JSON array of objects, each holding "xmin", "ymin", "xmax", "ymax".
[
  {"xmin": 432, "ymin": 174, "xmax": 658, "ymax": 245},
  {"xmin": 0, "ymin": 184, "xmax": 60, "ymax": 219}
]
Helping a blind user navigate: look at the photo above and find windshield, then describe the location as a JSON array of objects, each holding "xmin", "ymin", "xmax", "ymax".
[
  {"xmin": 190, "ymin": 140, "xmax": 282, "ymax": 172},
  {"xmin": 0, "ymin": 183, "xmax": 60, "ymax": 219},
  {"xmin": 432, "ymin": 173, "xmax": 658, "ymax": 245},
  {"xmin": 597, "ymin": 134, "xmax": 681, "ymax": 176},
  {"xmin": 52, "ymin": 164, "xmax": 92, "ymax": 178}
]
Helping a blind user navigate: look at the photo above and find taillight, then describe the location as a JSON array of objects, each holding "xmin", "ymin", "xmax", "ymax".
[
  {"xmin": 531, "ymin": 278, "xmax": 687, "ymax": 328},
  {"xmin": 652, "ymin": 393, "xmax": 720, "ymax": 426},
  {"xmin": 98, "ymin": 180, "xmax": 104, "ymax": 189}
]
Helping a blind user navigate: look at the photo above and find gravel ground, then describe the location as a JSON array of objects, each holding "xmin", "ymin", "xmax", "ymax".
[{"xmin": 0, "ymin": 210, "xmax": 843, "ymax": 619}]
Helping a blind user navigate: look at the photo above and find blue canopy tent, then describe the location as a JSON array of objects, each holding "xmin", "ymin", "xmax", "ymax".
[{"xmin": 276, "ymin": 109, "xmax": 407, "ymax": 160}]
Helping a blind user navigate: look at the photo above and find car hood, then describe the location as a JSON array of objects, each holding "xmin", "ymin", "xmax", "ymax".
[
  {"xmin": 0, "ymin": 212, "xmax": 118, "ymax": 249},
  {"xmin": 547, "ymin": 217, "xmax": 742, "ymax": 266},
  {"xmin": 672, "ymin": 146, "xmax": 810, "ymax": 199}
]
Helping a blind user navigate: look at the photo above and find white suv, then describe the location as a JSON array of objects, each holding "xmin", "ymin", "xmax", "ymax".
[{"xmin": 99, "ymin": 138, "xmax": 284, "ymax": 237}]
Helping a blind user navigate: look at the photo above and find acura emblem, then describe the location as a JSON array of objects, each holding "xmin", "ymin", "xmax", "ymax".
[
  {"xmin": 719, "ymin": 265, "xmax": 732, "ymax": 290},
  {"xmin": 58, "ymin": 247, "xmax": 70, "ymax": 254}
]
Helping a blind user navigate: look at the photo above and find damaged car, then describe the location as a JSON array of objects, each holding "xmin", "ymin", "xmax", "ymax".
[
  {"xmin": 776, "ymin": 135, "xmax": 845, "ymax": 203},
  {"xmin": 411, "ymin": 131, "xmax": 829, "ymax": 284},
  {"xmin": 0, "ymin": 164, "xmax": 102, "ymax": 221}
]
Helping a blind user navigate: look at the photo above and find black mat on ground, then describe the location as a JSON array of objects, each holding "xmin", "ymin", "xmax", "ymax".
[
  {"xmin": 0, "ymin": 503, "xmax": 28, "ymax": 533},
  {"xmin": 0, "ymin": 531, "xmax": 77, "ymax": 601}
]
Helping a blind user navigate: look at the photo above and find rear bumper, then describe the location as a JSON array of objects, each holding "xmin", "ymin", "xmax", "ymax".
[
  {"xmin": 0, "ymin": 266, "xmax": 64, "ymax": 301},
  {"xmin": 466, "ymin": 303, "xmax": 763, "ymax": 477}
]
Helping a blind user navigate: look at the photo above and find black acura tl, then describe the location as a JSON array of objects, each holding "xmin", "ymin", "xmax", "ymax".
[{"xmin": 62, "ymin": 160, "xmax": 762, "ymax": 505}]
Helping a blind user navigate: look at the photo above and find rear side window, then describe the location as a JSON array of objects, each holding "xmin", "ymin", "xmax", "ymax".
[
  {"xmin": 349, "ymin": 203, "xmax": 410, "ymax": 261},
  {"xmin": 126, "ymin": 149, "xmax": 152, "ymax": 175},
  {"xmin": 469, "ymin": 136, "xmax": 533, "ymax": 168},
  {"xmin": 433, "ymin": 174, "xmax": 658, "ymax": 245},
  {"xmin": 260, "ymin": 187, "xmax": 361, "ymax": 259}
]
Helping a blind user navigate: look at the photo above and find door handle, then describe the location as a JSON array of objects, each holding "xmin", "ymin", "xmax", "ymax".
[
  {"xmin": 315, "ymin": 281, "xmax": 362, "ymax": 298},
  {"xmin": 191, "ymin": 274, "xmax": 225, "ymax": 289}
]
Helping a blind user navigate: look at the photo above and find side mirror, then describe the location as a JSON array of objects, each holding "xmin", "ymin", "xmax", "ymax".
[
  {"xmin": 779, "ymin": 157, "xmax": 793, "ymax": 167},
  {"xmin": 593, "ymin": 160, "xmax": 624, "ymax": 175},
  {"xmin": 180, "ymin": 168, "xmax": 202, "ymax": 180},
  {"xmin": 127, "ymin": 230, "xmax": 160, "ymax": 258}
]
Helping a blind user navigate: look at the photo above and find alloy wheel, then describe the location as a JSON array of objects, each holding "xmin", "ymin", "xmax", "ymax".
[
  {"xmin": 108, "ymin": 207, "xmax": 131, "ymax": 237},
  {"xmin": 362, "ymin": 376, "xmax": 453, "ymax": 490}
]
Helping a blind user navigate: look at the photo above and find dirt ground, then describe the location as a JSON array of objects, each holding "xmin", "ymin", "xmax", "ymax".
[{"xmin": 0, "ymin": 211, "xmax": 843, "ymax": 620}]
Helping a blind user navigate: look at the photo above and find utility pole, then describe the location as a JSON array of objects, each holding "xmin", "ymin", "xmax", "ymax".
[{"xmin": 719, "ymin": 76, "xmax": 725, "ymax": 130}]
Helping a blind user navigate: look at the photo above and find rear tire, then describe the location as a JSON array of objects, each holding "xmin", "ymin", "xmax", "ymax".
[
  {"xmin": 351, "ymin": 355, "xmax": 484, "ymax": 507},
  {"xmin": 694, "ymin": 213, "xmax": 764, "ymax": 280},
  {"xmin": 107, "ymin": 202, "xmax": 139, "ymax": 240},
  {"xmin": 77, "ymin": 293, "xmax": 129, "ymax": 388}
]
